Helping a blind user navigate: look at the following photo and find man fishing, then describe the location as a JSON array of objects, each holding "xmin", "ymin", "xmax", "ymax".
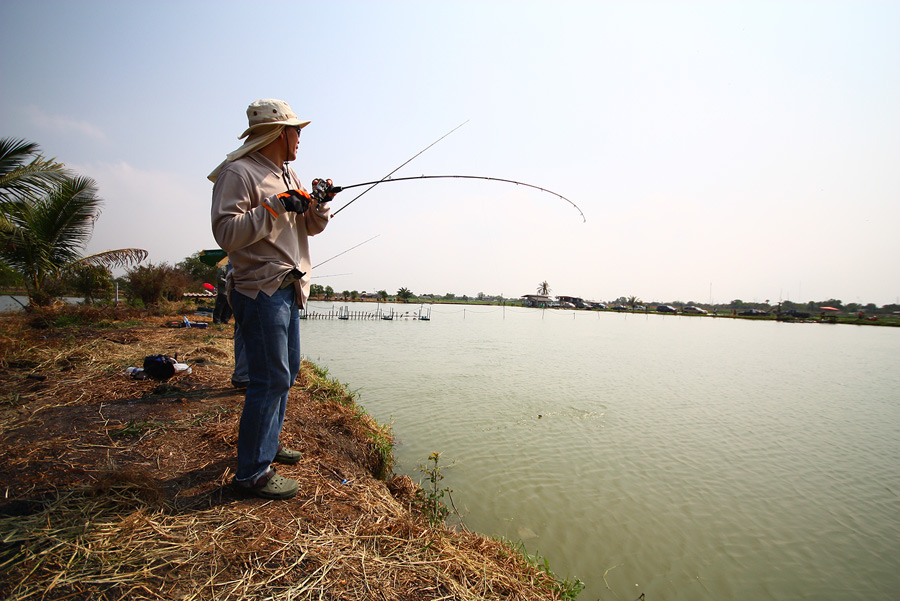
[{"xmin": 209, "ymin": 99, "xmax": 334, "ymax": 499}]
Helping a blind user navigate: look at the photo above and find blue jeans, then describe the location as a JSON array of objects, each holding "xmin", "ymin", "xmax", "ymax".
[
  {"xmin": 229, "ymin": 287, "xmax": 301, "ymax": 482},
  {"xmin": 233, "ymin": 321, "xmax": 248, "ymax": 384}
]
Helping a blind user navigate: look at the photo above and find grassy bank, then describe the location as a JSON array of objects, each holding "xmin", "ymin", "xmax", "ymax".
[{"xmin": 0, "ymin": 305, "xmax": 581, "ymax": 600}]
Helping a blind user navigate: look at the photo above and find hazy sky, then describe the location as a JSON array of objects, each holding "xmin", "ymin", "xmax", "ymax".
[{"xmin": 2, "ymin": 1, "xmax": 898, "ymax": 305}]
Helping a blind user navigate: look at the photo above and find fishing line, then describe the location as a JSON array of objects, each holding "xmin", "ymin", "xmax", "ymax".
[
  {"xmin": 313, "ymin": 234, "xmax": 381, "ymax": 269},
  {"xmin": 331, "ymin": 120, "xmax": 469, "ymax": 217}
]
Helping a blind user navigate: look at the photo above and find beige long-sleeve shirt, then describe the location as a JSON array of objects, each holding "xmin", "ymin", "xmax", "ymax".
[{"xmin": 210, "ymin": 152, "xmax": 329, "ymax": 307}]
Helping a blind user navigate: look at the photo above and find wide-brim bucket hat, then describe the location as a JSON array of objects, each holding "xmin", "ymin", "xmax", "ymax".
[
  {"xmin": 239, "ymin": 98, "xmax": 310, "ymax": 139},
  {"xmin": 208, "ymin": 99, "xmax": 310, "ymax": 182}
]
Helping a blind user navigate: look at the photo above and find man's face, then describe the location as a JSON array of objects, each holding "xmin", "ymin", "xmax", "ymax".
[{"xmin": 285, "ymin": 126, "xmax": 301, "ymax": 162}]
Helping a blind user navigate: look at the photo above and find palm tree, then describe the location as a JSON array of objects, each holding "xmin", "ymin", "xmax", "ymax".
[
  {"xmin": 0, "ymin": 138, "xmax": 67, "ymax": 206},
  {"xmin": 537, "ymin": 281, "xmax": 551, "ymax": 296},
  {"xmin": 0, "ymin": 138, "xmax": 147, "ymax": 306},
  {"xmin": 627, "ymin": 295, "xmax": 642, "ymax": 310}
]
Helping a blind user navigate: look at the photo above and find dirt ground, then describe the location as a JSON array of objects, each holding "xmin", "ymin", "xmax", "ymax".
[{"xmin": 0, "ymin": 308, "xmax": 575, "ymax": 600}]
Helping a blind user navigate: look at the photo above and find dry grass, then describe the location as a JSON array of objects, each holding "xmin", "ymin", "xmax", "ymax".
[
  {"xmin": 0, "ymin": 305, "xmax": 575, "ymax": 600},
  {"xmin": 1, "ymin": 477, "xmax": 567, "ymax": 600}
]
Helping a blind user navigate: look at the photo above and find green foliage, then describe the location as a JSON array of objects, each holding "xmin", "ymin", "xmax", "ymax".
[
  {"xmin": 324, "ymin": 285, "xmax": 334, "ymax": 299},
  {"xmin": 0, "ymin": 138, "xmax": 66, "ymax": 203},
  {"xmin": 124, "ymin": 263, "xmax": 191, "ymax": 307},
  {"xmin": 550, "ymin": 573, "xmax": 585, "ymax": 599},
  {"xmin": 536, "ymin": 280, "xmax": 551, "ymax": 296},
  {"xmin": 500, "ymin": 538, "xmax": 586, "ymax": 600},
  {"xmin": 397, "ymin": 287, "xmax": 414, "ymax": 302},
  {"xmin": 0, "ymin": 138, "xmax": 146, "ymax": 306},
  {"xmin": 302, "ymin": 361, "xmax": 355, "ymax": 406},
  {"xmin": 63, "ymin": 264, "xmax": 113, "ymax": 304},
  {"xmin": 301, "ymin": 360, "xmax": 395, "ymax": 478},
  {"xmin": 175, "ymin": 252, "xmax": 217, "ymax": 288},
  {"xmin": 1, "ymin": 174, "xmax": 102, "ymax": 305},
  {"xmin": 0, "ymin": 263, "xmax": 23, "ymax": 288},
  {"xmin": 416, "ymin": 451, "xmax": 451, "ymax": 528},
  {"xmin": 365, "ymin": 423, "xmax": 395, "ymax": 480}
]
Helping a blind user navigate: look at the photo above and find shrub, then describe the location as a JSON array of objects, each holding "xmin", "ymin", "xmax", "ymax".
[
  {"xmin": 63, "ymin": 264, "xmax": 113, "ymax": 304},
  {"xmin": 124, "ymin": 263, "xmax": 191, "ymax": 307}
]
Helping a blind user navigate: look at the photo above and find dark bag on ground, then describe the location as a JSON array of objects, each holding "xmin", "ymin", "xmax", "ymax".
[{"xmin": 143, "ymin": 355, "xmax": 177, "ymax": 381}]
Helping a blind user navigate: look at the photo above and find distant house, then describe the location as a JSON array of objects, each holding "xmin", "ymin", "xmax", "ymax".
[{"xmin": 522, "ymin": 294, "xmax": 552, "ymax": 308}]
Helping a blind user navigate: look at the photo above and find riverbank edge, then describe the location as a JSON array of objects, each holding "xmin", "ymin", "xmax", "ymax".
[{"xmin": 0, "ymin": 305, "xmax": 582, "ymax": 600}]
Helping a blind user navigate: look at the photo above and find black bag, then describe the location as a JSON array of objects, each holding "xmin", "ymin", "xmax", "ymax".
[{"xmin": 142, "ymin": 355, "xmax": 176, "ymax": 381}]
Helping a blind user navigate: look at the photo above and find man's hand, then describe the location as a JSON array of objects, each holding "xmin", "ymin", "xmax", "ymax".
[
  {"xmin": 277, "ymin": 189, "xmax": 311, "ymax": 214},
  {"xmin": 311, "ymin": 178, "xmax": 341, "ymax": 203}
]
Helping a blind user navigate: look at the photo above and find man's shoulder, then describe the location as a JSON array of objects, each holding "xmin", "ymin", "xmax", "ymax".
[
  {"xmin": 214, "ymin": 153, "xmax": 286, "ymax": 206},
  {"xmin": 222, "ymin": 154, "xmax": 266, "ymax": 176}
]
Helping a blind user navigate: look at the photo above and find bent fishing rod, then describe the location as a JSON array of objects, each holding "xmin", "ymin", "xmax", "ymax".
[
  {"xmin": 328, "ymin": 175, "xmax": 586, "ymax": 223},
  {"xmin": 309, "ymin": 121, "xmax": 586, "ymax": 223}
]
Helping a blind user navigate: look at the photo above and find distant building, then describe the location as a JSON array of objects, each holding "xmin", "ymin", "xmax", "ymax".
[{"xmin": 522, "ymin": 294, "xmax": 553, "ymax": 308}]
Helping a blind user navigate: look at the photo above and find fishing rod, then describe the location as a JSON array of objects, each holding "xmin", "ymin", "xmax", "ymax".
[
  {"xmin": 310, "ymin": 119, "xmax": 585, "ymax": 222},
  {"xmin": 321, "ymin": 175, "xmax": 586, "ymax": 223},
  {"xmin": 331, "ymin": 120, "xmax": 469, "ymax": 217}
]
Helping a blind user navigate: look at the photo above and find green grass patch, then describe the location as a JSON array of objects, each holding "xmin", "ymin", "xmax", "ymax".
[
  {"xmin": 497, "ymin": 537, "xmax": 586, "ymax": 600},
  {"xmin": 300, "ymin": 359, "xmax": 395, "ymax": 478}
]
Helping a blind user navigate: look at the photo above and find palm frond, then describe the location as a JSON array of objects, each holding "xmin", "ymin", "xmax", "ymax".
[
  {"xmin": 77, "ymin": 248, "xmax": 149, "ymax": 270},
  {"xmin": 0, "ymin": 175, "xmax": 105, "ymax": 289},
  {"xmin": 0, "ymin": 138, "xmax": 41, "ymax": 177},
  {"xmin": 0, "ymin": 137, "xmax": 68, "ymax": 202},
  {"xmin": 37, "ymin": 176, "xmax": 104, "ymax": 267}
]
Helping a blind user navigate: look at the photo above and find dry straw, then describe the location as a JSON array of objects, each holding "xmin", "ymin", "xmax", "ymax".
[
  {"xmin": 1, "ymin": 476, "xmax": 569, "ymax": 600},
  {"xmin": 0, "ymin": 307, "xmax": 576, "ymax": 600}
]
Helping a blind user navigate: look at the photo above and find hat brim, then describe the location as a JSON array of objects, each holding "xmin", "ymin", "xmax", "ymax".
[{"xmin": 239, "ymin": 119, "xmax": 311, "ymax": 139}]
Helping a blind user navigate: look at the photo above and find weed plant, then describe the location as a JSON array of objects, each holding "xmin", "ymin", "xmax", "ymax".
[{"xmin": 416, "ymin": 451, "xmax": 451, "ymax": 528}]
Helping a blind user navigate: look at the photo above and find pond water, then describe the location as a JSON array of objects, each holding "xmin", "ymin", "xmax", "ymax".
[
  {"xmin": 297, "ymin": 302, "xmax": 900, "ymax": 600},
  {"xmin": 0, "ymin": 295, "xmax": 30, "ymax": 312},
  {"xmin": 0, "ymin": 295, "xmax": 85, "ymax": 312}
]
